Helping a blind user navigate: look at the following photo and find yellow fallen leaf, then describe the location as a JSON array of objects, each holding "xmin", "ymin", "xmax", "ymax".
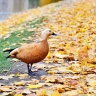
[
  {"xmin": 54, "ymin": 52, "xmax": 68, "ymax": 58},
  {"xmin": 14, "ymin": 94, "xmax": 23, "ymax": 96},
  {"xmin": 67, "ymin": 63, "xmax": 81, "ymax": 73},
  {"xmin": 27, "ymin": 84, "xmax": 43, "ymax": 89},
  {"xmin": 89, "ymin": 81, "xmax": 96, "ymax": 87},
  {"xmin": 46, "ymin": 52, "xmax": 53, "ymax": 59},
  {"xmin": 1, "ymin": 92, "xmax": 15, "ymax": 96},
  {"xmin": 22, "ymin": 88, "xmax": 31, "ymax": 94},
  {"xmin": 14, "ymin": 81, "xmax": 25, "ymax": 86},
  {"xmin": 0, "ymin": 76, "xmax": 12, "ymax": 80},
  {"xmin": 51, "ymin": 91, "xmax": 61, "ymax": 96},
  {"xmin": 79, "ymin": 28, "xmax": 87, "ymax": 32},
  {"xmin": 48, "ymin": 71, "xmax": 55, "ymax": 74},
  {"xmin": 57, "ymin": 88, "xmax": 65, "ymax": 93},
  {"xmin": 37, "ymin": 89, "xmax": 48, "ymax": 96},
  {"xmin": 9, "ymin": 74, "xmax": 15, "ymax": 77},
  {"xmin": 0, "ymin": 87, "xmax": 12, "ymax": 92},
  {"xmin": 45, "ymin": 79, "xmax": 56, "ymax": 83},
  {"xmin": 0, "ymin": 86, "xmax": 12, "ymax": 89},
  {"xmin": 16, "ymin": 73, "xmax": 28, "ymax": 79}
]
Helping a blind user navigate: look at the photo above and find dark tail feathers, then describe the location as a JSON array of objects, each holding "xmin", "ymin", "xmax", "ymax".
[
  {"xmin": 3, "ymin": 48, "xmax": 15, "ymax": 53},
  {"xmin": 6, "ymin": 55, "xmax": 11, "ymax": 58},
  {"xmin": 3, "ymin": 48, "xmax": 15, "ymax": 59}
]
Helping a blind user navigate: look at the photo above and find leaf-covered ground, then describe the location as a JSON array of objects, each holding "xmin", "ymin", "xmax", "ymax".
[{"xmin": 0, "ymin": 0, "xmax": 96, "ymax": 96}]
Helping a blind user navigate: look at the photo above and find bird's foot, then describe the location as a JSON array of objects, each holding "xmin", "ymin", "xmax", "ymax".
[{"xmin": 28, "ymin": 70, "xmax": 37, "ymax": 76}]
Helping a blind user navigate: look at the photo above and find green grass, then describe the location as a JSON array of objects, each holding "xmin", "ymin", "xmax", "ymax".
[{"xmin": 0, "ymin": 17, "xmax": 44, "ymax": 73}]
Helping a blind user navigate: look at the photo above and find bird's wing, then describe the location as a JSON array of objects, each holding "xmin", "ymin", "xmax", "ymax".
[
  {"xmin": 18, "ymin": 43, "xmax": 39, "ymax": 51},
  {"xmin": 10, "ymin": 48, "xmax": 19, "ymax": 58},
  {"xmin": 16, "ymin": 43, "xmax": 41, "ymax": 59},
  {"xmin": 10, "ymin": 42, "xmax": 41, "ymax": 59}
]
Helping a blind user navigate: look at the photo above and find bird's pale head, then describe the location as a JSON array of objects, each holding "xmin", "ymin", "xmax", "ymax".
[
  {"xmin": 42, "ymin": 28, "xmax": 56, "ymax": 37},
  {"xmin": 41, "ymin": 28, "xmax": 56, "ymax": 41},
  {"xmin": 42, "ymin": 28, "xmax": 52, "ymax": 36}
]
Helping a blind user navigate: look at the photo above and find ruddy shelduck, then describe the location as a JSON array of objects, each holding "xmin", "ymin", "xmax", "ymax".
[{"xmin": 5, "ymin": 29, "xmax": 56, "ymax": 76}]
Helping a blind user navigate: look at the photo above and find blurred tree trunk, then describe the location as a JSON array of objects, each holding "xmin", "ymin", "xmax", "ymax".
[
  {"xmin": 29, "ymin": 0, "xmax": 39, "ymax": 9},
  {"xmin": 13, "ymin": 0, "xmax": 28, "ymax": 12},
  {"xmin": 40, "ymin": 0, "xmax": 60, "ymax": 6}
]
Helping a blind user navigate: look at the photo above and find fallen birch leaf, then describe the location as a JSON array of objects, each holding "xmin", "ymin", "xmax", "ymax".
[
  {"xmin": 37, "ymin": 89, "xmax": 48, "ymax": 96},
  {"xmin": 22, "ymin": 88, "xmax": 31, "ymax": 94},
  {"xmin": 16, "ymin": 73, "xmax": 28, "ymax": 79},
  {"xmin": 14, "ymin": 94, "xmax": 23, "ymax": 96},
  {"xmin": 0, "ymin": 76, "xmax": 12, "ymax": 80},
  {"xmin": 14, "ymin": 81, "xmax": 25, "ymax": 86},
  {"xmin": 27, "ymin": 83, "xmax": 43, "ymax": 89},
  {"xmin": 51, "ymin": 91, "xmax": 61, "ymax": 96},
  {"xmin": 1, "ymin": 92, "xmax": 15, "ymax": 96},
  {"xmin": 0, "ymin": 87, "xmax": 12, "ymax": 92},
  {"xmin": 48, "ymin": 70, "xmax": 55, "ymax": 74}
]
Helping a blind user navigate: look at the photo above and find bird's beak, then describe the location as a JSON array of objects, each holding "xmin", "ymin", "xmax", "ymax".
[{"xmin": 52, "ymin": 32, "xmax": 57, "ymax": 35}]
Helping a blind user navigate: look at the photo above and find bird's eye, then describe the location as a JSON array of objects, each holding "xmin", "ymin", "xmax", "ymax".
[{"xmin": 49, "ymin": 30, "xmax": 51, "ymax": 32}]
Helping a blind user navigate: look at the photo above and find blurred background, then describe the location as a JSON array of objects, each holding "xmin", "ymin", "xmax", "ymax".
[{"xmin": 0, "ymin": 0, "xmax": 61, "ymax": 21}]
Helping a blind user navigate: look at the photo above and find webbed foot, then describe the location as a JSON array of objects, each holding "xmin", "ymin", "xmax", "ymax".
[{"xmin": 28, "ymin": 70, "xmax": 37, "ymax": 76}]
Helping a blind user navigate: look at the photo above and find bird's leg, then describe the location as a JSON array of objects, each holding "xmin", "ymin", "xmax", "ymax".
[
  {"xmin": 27, "ymin": 64, "xmax": 32, "ymax": 71},
  {"xmin": 27, "ymin": 64, "xmax": 36, "ymax": 76}
]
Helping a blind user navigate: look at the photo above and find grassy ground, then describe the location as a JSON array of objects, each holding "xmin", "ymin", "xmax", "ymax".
[{"xmin": 0, "ymin": 17, "xmax": 44, "ymax": 73}]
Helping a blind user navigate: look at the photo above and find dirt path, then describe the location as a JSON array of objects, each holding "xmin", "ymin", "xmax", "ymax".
[{"xmin": 0, "ymin": 61, "xmax": 58, "ymax": 85}]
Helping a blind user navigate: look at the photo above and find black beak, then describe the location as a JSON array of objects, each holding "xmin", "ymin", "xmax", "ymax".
[{"xmin": 52, "ymin": 32, "xmax": 57, "ymax": 35}]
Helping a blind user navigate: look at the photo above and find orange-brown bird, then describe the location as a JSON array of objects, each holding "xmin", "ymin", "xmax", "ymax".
[{"xmin": 4, "ymin": 29, "xmax": 56, "ymax": 76}]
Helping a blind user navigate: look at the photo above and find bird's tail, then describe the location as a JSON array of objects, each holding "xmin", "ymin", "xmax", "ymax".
[
  {"xmin": 3, "ymin": 48, "xmax": 15, "ymax": 53},
  {"xmin": 3, "ymin": 48, "xmax": 15, "ymax": 59},
  {"xmin": 6, "ymin": 55, "xmax": 11, "ymax": 59}
]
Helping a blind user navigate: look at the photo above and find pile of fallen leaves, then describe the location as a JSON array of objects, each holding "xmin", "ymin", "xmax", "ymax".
[
  {"xmin": 0, "ymin": 1, "xmax": 62, "ymax": 38},
  {"xmin": 0, "ymin": 0, "xmax": 96, "ymax": 95}
]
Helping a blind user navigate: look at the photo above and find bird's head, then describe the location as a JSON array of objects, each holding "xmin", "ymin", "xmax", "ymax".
[{"xmin": 41, "ymin": 28, "xmax": 56, "ymax": 37}]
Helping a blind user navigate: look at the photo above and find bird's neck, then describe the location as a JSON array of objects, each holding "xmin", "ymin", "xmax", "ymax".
[
  {"xmin": 41, "ymin": 33, "xmax": 48, "ymax": 41},
  {"xmin": 40, "ymin": 38, "xmax": 48, "ymax": 47},
  {"xmin": 41, "ymin": 39, "xmax": 48, "ymax": 44}
]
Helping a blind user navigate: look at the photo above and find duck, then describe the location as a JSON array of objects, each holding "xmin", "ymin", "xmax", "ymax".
[{"xmin": 4, "ymin": 29, "xmax": 56, "ymax": 76}]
